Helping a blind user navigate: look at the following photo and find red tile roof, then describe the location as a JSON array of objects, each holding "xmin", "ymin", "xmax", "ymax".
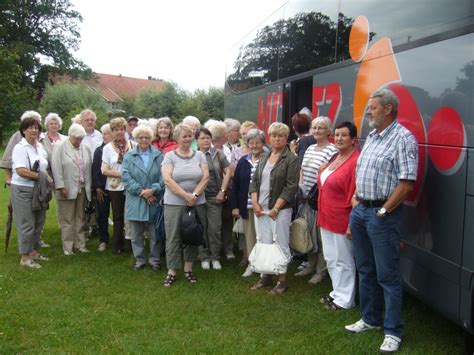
[{"xmin": 49, "ymin": 72, "xmax": 167, "ymax": 103}]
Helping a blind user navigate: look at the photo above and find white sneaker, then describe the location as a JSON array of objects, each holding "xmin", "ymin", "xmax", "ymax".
[
  {"xmin": 98, "ymin": 242, "xmax": 106, "ymax": 252},
  {"xmin": 20, "ymin": 259, "xmax": 41, "ymax": 269},
  {"xmin": 64, "ymin": 250, "xmax": 74, "ymax": 256},
  {"xmin": 211, "ymin": 260, "xmax": 222, "ymax": 270},
  {"xmin": 201, "ymin": 260, "xmax": 210, "ymax": 270},
  {"xmin": 78, "ymin": 247, "xmax": 89, "ymax": 253},
  {"xmin": 297, "ymin": 261, "xmax": 308, "ymax": 270},
  {"xmin": 33, "ymin": 254, "xmax": 49, "ymax": 261},
  {"xmin": 345, "ymin": 319, "xmax": 381, "ymax": 333},
  {"xmin": 226, "ymin": 252, "xmax": 235, "ymax": 260},
  {"xmin": 242, "ymin": 265, "xmax": 253, "ymax": 277},
  {"xmin": 380, "ymin": 335, "xmax": 401, "ymax": 353},
  {"xmin": 39, "ymin": 240, "xmax": 50, "ymax": 248}
]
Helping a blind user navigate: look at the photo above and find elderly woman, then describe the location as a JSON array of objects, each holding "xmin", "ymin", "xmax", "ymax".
[
  {"xmin": 11, "ymin": 117, "xmax": 52, "ymax": 268},
  {"xmin": 102, "ymin": 117, "xmax": 134, "ymax": 254},
  {"xmin": 182, "ymin": 115, "xmax": 200, "ymax": 150},
  {"xmin": 290, "ymin": 112, "xmax": 316, "ymax": 163},
  {"xmin": 249, "ymin": 122, "xmax": 300, "ymax": 294},
  {"xmin": 41, "ymin": 112, "xmax": 67, "ymax": 162},
  {"xmin": 231, "ymin": 128, "xmax": 266, "ymax": 277},
  {"xmin": 152, "ymin": 116, "xmax": 178, "ymax": 154},
  {"xmin": 122, "ymin": 125, "xmax": 164, "ymax": 271},
  {"xmin": 197, "ymin": 127, "xmax": 231, "ymax": 270},
  {"xmin": 296, "ymin": 116, "xmax": 338, "ymax": 283},
  {"xmin": 92, "ymin": 124, "xmax": 113, "ymax": 252},
  {"xmin": 317, "ymin": 121, "xmax": 359, "ymax": 310},
  {"xmin": 51, "ymin": 123, "xmax": 92, "ymax": 255},
  {"xmin": 161, "ymin": 123, "xmax": 209, "ymax": 286}
]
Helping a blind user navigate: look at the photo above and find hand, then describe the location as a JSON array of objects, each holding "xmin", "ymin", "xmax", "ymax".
[
  {"xmin": 146, "ymin": 196, "xmax": 157, "ymax": 205},
  {"xmin": 216, "ymin": 191, "xmax": 225, "ymax": 205},
  {"xmin": 345, "ymin": 226, "xmax": 352, "ymax": 240},
  {"xmin": 96, "ymin": 188, "xmax": 104, "ymax": 203},
  {"xmin": 139, "ymin": 188, "xmax": 154, "ymax": 199},
  {"xmin": 47, "ymin": 176, "xmax": 54, "ymax": 187},
  {"xmin": 254, "ymin": 205, "xmax": 265, "ymax": 217},
  {"xmin": 59, "ymin": 188, "xmax": 68, "ymax": 199},
  {"xmin": 231, "ymin": 208, "xmax": 240, "ymax": 219},
  {"xmin": 269, "ymin": 208, "xmax": 278, "ymax": 220},
  {"xmin": 186, "ymin": 193, "xmax": 198, "ymax": 207}
]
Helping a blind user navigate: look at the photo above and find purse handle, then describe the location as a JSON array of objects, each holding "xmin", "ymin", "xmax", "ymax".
[{"xmin": 254, "ymin": 212, "xmax": 278, "ymax": 244}]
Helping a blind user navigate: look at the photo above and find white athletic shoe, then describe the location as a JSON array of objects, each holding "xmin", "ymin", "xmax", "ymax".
[
  {"xmin": 380, "ymin": 335, "xmax": 401, "ymax": 353},
  {"xmin": 211, "ymin": 260, "xmax": 222, "ymax": 270},
  {"xmin": 345, "ymin": 319, "xmax": 381, "ymax": 333},
  {"xmin": 201, "ymin": 260, "xmax": 210, "ymax": 270}
]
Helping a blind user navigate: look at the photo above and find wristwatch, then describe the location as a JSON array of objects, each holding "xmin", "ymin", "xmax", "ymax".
[
  {"xmin": 376, "ymin": 207, "xmax": 388, "ymax": 217},
  {"xmin": 192, "ymin": 192, "xmax": 199, "ymax": 198},
  {"xmin": 220, "ymin": 189, "xmax": 226, "ymax": 193}
]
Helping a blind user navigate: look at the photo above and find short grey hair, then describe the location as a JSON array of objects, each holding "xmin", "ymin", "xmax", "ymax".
[
  {"xmin": 20, "ymin": 110, "xmax": 41, "ymax": 122},
  {"xmin": 182, "ymin": 115, "xmax": 200, "ymax": 129},
  {"xmin": 79, "ymin": 109, "xmax": 97, "ymax": 121},
  {"xmin": 312, "ymin": 116, "xmax": 333, "ymax": 136},
  {"xmin": 371, "ymin": 88, "xmax": 399, "ymax": 119},
  {"xmin": 246, "ymin": 128, "xmax": 266, "ymax": 144},
  {"xmin": 68, "ymin": 123, "xmax": 86, "ymax": 138},
  {"xmin": 45, "ymin": 113, "xmax": 63, "ymax": 130},
  {"xmin": 100, "ymin": 123, "xmax": 111, "ymax": 134},
  {"xmin": 173, "ymin": 123, "xmax": 194, "ymax": 141},
  {"xmin": 224, "ymin": 118, "xmax": 241, "ymax": 132},
  {"xmin": 132, "ymin": 125, "xmax": 153, "ymax": 140}
]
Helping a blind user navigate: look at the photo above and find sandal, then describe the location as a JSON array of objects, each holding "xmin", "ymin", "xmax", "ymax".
[
  {"xmin": 184, "ymin": 271, "xmax": 197, "ymax": 284},
  {"xmin": 250, "ymin": 276, "xmax": 272, "ymax": 290},
  {"xmin": 325, "ymin": 300, "xmax": 342, "ymax": 310},
  {"xmin": 163, "ymin": 274, "xmax": 176, "ymax": 287},
  {"xmin": 319, "ymin": 295, "xmax": 334, "ymax": 305},
  {"xmin": 269, "ymin": 281, "xmax": 288, "ymax": 295}
]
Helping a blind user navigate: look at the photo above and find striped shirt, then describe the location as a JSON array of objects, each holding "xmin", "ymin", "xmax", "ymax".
[
  {"xmin": 301, "ymin": 143, "xmax": 338, "ymax": 194},
  {"xmin": 356, "ymin": 121, "xmax": 418, "ymax": 200}
]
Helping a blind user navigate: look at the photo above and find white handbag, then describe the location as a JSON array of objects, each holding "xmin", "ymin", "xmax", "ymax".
[{"xmin": 248, "ymin": 213, "xmax": 290, "ymax": 275}]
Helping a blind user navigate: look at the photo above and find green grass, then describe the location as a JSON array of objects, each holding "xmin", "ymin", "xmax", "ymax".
[{"xmin": 0, "ymin": 167, "xmax": 464, "ymax": 353}]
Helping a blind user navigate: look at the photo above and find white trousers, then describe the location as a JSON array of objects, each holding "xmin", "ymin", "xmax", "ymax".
[{"xmin": 320, "ymin": 227, "xmax": 356, "ymax": 308}]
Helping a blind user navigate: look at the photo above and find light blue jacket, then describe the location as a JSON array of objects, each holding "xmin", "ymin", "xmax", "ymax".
[{"xmin": 122, "ymin": 146, "xmax": 164, "ymax": 222}]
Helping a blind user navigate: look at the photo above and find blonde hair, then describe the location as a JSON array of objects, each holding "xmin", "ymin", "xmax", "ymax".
[
  {"xmin": 173, "ymin": 123, "xmax": 194, "ymax": 141},
  {"xmin": 268, "ymin": 122, "xmax": 290, "ymax": 137},
  {"xmin": 240, "ymin": 121, "xmax": 257, "ymax": 133},
  {"xmin": 109, "ymin": 117, "xmax": 127, "ymax": 131},
  {"xmin": 207, "ymin": 120, "xmax": 227, "ymax": 140},
  {"xmin": 156, "ymin": 116, "xmax": 174, "ymax": 140}
]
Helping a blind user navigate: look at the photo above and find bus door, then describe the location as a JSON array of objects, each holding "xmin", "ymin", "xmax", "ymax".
[{"xmin": 285, "ymin": 78, "xmax": 313, "ymax": 140}]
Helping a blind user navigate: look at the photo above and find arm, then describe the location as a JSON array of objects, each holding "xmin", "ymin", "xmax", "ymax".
[
  {"xmin": 382, "ymin": 180, "xmax": 415, "ymax": 213},
  {"xmin": 121, "ymin": 155, "xmax": 142, "ymax": 195},
  {"xmin": 216, "ymin": 165, "xmax": 231, "ymax": 204}
]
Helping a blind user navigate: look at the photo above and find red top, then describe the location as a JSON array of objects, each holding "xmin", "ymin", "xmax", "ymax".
[
  {"xmin": 317, "ymin": 150, "xmax": 359, "ymax": 234},
  {"xmin": 152, "ymin": 139, "xmax": 178, "ymax": 154}
]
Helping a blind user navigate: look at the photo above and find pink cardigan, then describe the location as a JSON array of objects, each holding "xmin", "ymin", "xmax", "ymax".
[{"xmin": 317, "ymin": 150, "xmax": 359, "ymax": 234}]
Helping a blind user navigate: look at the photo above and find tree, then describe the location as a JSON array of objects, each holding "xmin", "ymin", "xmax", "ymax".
[
  {"xmin": 0, "ymin": 48, "xmax": 36, "ymax": 146},
  {"xmin": 134, "ymin": 83, "xmax": 182, "ymax": 120},
  {"xmin": 0, "ymin": 0, "xmax": 85, "ymax": 143},
  {"xmin": 39, "ymin": 83, "xmax": 108, "ymax": 133}
]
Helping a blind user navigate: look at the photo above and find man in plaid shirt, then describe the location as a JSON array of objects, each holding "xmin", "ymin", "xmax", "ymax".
[{"xmin": 345, "ymin": 89, "xmax": 418, "ymax": 353}]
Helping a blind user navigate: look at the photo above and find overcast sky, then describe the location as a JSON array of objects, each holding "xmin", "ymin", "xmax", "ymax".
[{"xmin": 72, "ymin": 0, "xmax": 286, "ymax": 92}]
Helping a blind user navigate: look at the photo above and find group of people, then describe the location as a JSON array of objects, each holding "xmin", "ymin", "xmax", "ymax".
[{"xmin": 1, "ymin": 88, "xmax": 418, "ymax": 353}]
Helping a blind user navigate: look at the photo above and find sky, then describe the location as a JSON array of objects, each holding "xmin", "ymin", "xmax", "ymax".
[{"xmin": 73, "ymin": 0, "xmax": 286, "ymax": 92}]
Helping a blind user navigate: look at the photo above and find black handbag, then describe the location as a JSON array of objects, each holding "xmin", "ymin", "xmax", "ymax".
[
  {"xmin": 180, "ymin": 206, "xmax": 204, "ymax": 246},
  {"xmin": 307, "ymin": 183, "xmax": 318, "ymax": 210}
]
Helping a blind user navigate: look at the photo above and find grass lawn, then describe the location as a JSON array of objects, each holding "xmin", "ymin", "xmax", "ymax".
[{"xmin": 0, "ymin": 166, "xmax": 464, "ymax": 353}]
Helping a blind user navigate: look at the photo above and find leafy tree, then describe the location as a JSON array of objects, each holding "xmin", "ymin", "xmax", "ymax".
[
  {"xmin": 134, "ymin": 83, "xmax": 183, "ymax": 120},
  {"xmin": 39, "ymin": 83, "xmax": 108, "ymax": 133},
  {"xmin": 0, "ymin": 48, "xmax": 37, "ymax": 146}
]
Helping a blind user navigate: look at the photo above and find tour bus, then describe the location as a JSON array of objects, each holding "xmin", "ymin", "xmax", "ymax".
[{"xmin": 224, "ymin": 0, "xmax": 474, "ymax": 339}]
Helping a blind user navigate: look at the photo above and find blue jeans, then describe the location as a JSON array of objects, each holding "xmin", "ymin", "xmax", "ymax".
[{"xmin": 350, "ymin": 203, "xmax": 403, "ymax": 338}]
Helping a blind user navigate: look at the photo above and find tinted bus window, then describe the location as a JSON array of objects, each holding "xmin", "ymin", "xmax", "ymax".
[
  {"xmin": 226, "ymin": 1, "xmax": 340, "ymax": 93},
  {"xmin": 336, "ymin": 0, "xmax": 474, "ymax": 62}
]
